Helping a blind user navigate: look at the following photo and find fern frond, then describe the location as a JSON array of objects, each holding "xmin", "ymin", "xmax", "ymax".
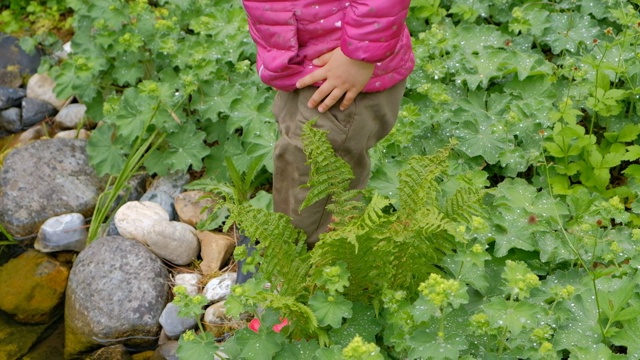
[
  {"xmin": 397, "ymin": 142, "xmax": 455, "ymax": 212},
  {"xmin": 443, "ymin": 173, "xmax": 486, "ymax": 223},
  {"xmin": 226, "ymin": 203, "xmax": 311, "ymax": 298},
  {"xmin": 300, "ymin": 120, "xmax": 354, "ymax": 211}
]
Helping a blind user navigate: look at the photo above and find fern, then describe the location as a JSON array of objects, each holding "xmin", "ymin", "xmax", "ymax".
[{"xmin": 299, "ymin": 119, "xmax": 356, "ymax": 211}]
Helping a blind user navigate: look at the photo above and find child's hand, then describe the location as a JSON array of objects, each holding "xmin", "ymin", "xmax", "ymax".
[{"xmin": 296, "ymin": 47, "xmax": 374, "ymax": 113}]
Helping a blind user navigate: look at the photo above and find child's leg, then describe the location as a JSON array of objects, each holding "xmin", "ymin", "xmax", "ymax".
[{"xmin": 272, "ymin": 80, "xmax": 406, "ymax": 247}]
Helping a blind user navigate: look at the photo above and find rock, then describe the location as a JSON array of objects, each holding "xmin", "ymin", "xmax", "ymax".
[
  {"xmin": 147, "ymin": 172, "xmax": 191, "ymax": 199},
  {"xmin": 131, "ymin": 350, "xmax": 155, "ymax": 360},
  {"xmin": 159, "ymin": 302, "xmax": 198, "ymax": 340},
  {"xmin": 140, "ymin": 191, "xmax": 175, "ymax": 221},
  {"xmin": 0, "ymin": 138, "xmax": 106, "ymax": 238},
  {"xmin": 174, "ymin": 190, "xmax": 218, "ymax": 227},
  {"xmin": 0, "ymin": 310, "xmax": 49, "ymax": 360},
  {"xmin": 26, "ymin": 73, "xmax": 67, "ymax": 110},
  {"xmin": 0, "ymin": 250, "xmax": 69, "ymax": 324},
  {"xmin": 21, "ymin": 317, "xmax": 65, "ymax": 360},
  {"xmin": 21, "ymin": 97, "xmax": 57, "ymax": 128},
  {"xmin": 34, "ymin": 213, "xmax": 87, "ymax": 253},
  {"xmin": 0, "ymin": 86, "xmax": 26, "ymax": 110},
  {"xmin": 114, "ymin": 201, "xmax": 169, "ymax": 246},
  {"xmin": 197, "ymin": 231, "xmax": 235, "ymax": 275},
  {"xmin": 173, "ymin": 273, "xmax": 202, "ymax": 296},
  {"xmin": 54, "ymin": 128, "xmax": 91, "ymax": 140},
  {"xmin": 0, "ymin": 34, "xmax": 41, "ymax": 84},
  {"xmin": 203, "ymin": 301, "xmax": 233, "ymax": 337},
  {"xmin": 203, "ymin": 273, "xmax": 236, "ymax": 303},
  {"xmin": 53, "ymin": 103, "xmax": 87, "ymax": 130},
  {"xmin": 87, "ymin": 344, "xmax": 132, "ymax": 360},
  {"xmin": 0, "ymin": 69, "xmax": 22, "ymax": 88},
  {"xmin": 65, "ymin": 236, "xmax": 169, "ymax": 358},
  {"xmin": 147, "ymin": 221, "xmax": 200, "ymax": 265},
  {"xmin": 151, "ymin": 340, "xmax": 179, "ymax": 360},
  {"xmin": 0, "ymin": 107, "xmax": 21, "ymax": 133},
  {"xmin": 16, "ymin": 122, "xmax": 46, "ymax": 144}
]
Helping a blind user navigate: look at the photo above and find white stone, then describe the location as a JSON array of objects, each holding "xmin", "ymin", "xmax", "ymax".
[
  {"xmin": 203, "ymin": 273, "xmax": 236, "ymax": 303},
  {"xmin": 26, "ymin": 73, "xmax": 68, "ymax": 110},
  {"xmin": 173, "ymin": 273, "xmax": 202, "ymax": 296},
  {"xmin": 54, "ymin": 129, "xmax": 91, "ymax": 140},
  {"xmin": 34, "ymin": 213, "xmax": 87, "ymax": 252},
  {"xmin": 114, "ymin": 201, "xmax": 169, "ymax": 245},
  {"xmin": 147, "ymin": 221, "xmax": 199, "ymax": 265},
  {"xmin": 53, "ymin": 103, "xmax": 87, "ymax": 129},
  {"xmin": 203, "ymin": 301, "xmax": 228, "ymax": 326}
]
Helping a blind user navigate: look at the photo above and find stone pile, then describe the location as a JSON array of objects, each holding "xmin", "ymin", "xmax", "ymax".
[{"xmin": 0, "ymin": 34, "xmax": 241, "ymax": 360}]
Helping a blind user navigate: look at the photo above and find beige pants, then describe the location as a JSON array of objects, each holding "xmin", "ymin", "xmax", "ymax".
[{"xmin": 271, "ymin": 80, "xmax": 406, "ymax": 246}]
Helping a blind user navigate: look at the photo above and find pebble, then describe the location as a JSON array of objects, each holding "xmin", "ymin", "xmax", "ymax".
[
  {"xmin": 26, "ymin": 73, "xmax": 67, "ymax": 110},
  {"xmin": 21, "ymin": 97, "xmax": 57, "ymax": 128},
  {"xmin": 146, "ymin": 221, "xmax": 200, "ymax": 266},
  {"xmin": 0, "ymin": 107, "xmax": 21, "ymax": 133},
  {"xmin": 53, "ymin": 103, "xmax": 87, "ymax": 129},
  {"xmin": 151, "ymin": 340, "xmax": 179, "ymax": 360},
  {"xmin": 197, "ymin": 231, "xmax": 235, "ymax": 275},
  {"xmin": 114, "ymin": 201, "xmax": 169, "ymax": 246},
  {"xmin": 34, "ymin": 213, "xmax": 87, "ymax": 253},
  {"xmin": 147, "ymin": 172, "xmax": 191, "ymax": 199},
  {"xmin": 54, "ymin": 128, "xmax": 91, "ymax": 139},
  {"xmin": 174, "ymin": 190, "xmax": 218, "ymax": 227},
  {"xmin": 203, "ymin": 272, "xmax": 236, "ymax": 303},
  {"xmin": 159, "ymin": 302, "xmax": 198, "ymax": 339},
  {"xmin": 0, "ymin": 87, "xmax": 26, "ymax": 110},
  {"xmin": 173, "ymin": 273, "xmax": 202, "ymax": 296}
]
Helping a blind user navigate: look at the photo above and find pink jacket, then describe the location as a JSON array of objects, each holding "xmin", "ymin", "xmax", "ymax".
[{"xmin": 242, "ymin": 0, "xmax": 415, "ymax": 93}]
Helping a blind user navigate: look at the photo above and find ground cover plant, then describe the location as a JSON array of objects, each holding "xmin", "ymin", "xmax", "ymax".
[{"xmin": 5, "ymin": 0, "xmax": 640, "ymax": 358}]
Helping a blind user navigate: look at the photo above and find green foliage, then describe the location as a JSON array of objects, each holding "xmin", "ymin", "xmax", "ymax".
[
  {"xmin": 49, "ymin": 0, "xmax": 274, "ymax": 183},
  {"xmin": 0, "ymin": 0, "xmax": 73, "ymax": 55}
]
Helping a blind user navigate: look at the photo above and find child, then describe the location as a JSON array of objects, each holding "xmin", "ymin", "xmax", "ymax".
[{"xmin": 242, "ymin": 0, "xmax": 415, "ymax": 247}]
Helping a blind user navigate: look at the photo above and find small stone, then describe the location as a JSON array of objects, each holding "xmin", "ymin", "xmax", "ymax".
[
  {"xmin": 0, "ymin": 250, "xmax": 69, "ymax": 324},
  {"xmin": 173, "ymin": 273, "xmax": 202, "ymax": 296},
  {"xmin": 159, "ymin": 302, "xmax": 198, "ymax": 339},
  {"xmin": 53, "ymin": 103, "xmax": 87, "ymax": 130},
  {"xmin": 21, "ymin": 97, "xmax": 57, "ymax": 128},
  {"xmin": 35, "ymin": 213, "xmax": 87, "ymax": 253},
  {"xmin": 203, "ymin": 301, "xmax": 235, "ymax": 337},
  {"xmin": 114, "ymin": 201, "xmax": 169, "ymax": 246},
  {"xmin": 203, "ymin": 273, "xmax": 236, "ymax": 303},
  {"xmin": 0, "ymin": 107, "xmax": 21, "ymax": 133},
  {"xmin": 140, "ymin": 191, "xmax": 176, "ymax": 221},
  {"xmin": 132, "ymin": 350, "xmax": 155, "ymax": 360},
  {"xmin": 197, "ymin": 231, "xmax": 235, "ymax": 275},
  {"xmin": 54, "ymin": 128, "xmax": 91, "ymax": 139},
  {"xmin": 26, "ymin": 73, "xmax": 67, "ymax": 110},
  {"xmin": 16, "ymin": 122, "xmax": 46, "ymax": 145},
  {"xmin": 87, "ymin": 344, "xmax": 132, "ymax": 360},
  {"xmin": 174, "ymin": 190, "xmax": 218, "ymax": 227},
  {"xmin": 151, "ymin": 340, "xmax": 179, "ymax": 360},
  {"xmin": 147, "ymin": 172, "xmax": 191, "ymax": 198},
  {"xmin": 0, "ymin": 87, "xmax": 26, "ymax": 110},
  {"xmin": 147, "ymin": 221, "xmax": 200, "ymax": 265}
]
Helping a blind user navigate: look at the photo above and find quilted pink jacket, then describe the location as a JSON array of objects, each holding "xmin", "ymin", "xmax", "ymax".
[{"xmin": 242, "ymin": 0, "xmax": 415, "ymax": 93}]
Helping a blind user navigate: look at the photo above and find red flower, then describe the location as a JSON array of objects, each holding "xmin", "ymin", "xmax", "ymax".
[
  {"xmin": 272, "ymin": 318, "xmax": 289, "ymax": 333},
  {"xmin": 248, "ymin": 318, "xmax": 261, "ymax": 333}
]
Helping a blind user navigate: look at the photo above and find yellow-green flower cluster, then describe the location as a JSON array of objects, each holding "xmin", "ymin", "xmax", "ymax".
[
  {"xmin": 550, "ymin": 284, "xmax": 575, "ymax": 301},
  {"xmin": 418, "ymin": 273, "xmax": 462, "ymax": 308},
  {"xmin": 503, "ymin": 260, "xmax": 541, "ymax": 299},
  {"xmin": 470, "ymin": 312, "xmax": 490, "ymax": 334},
  {"xmin": 342, "ymin": 336, "xmax": 382, "ymax": 360}
]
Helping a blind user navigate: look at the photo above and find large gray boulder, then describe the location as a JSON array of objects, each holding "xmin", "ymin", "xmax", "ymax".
[
  {"xmin": 65, "ymin": 236, "xmax": 170, "ymax": 358},
  {"xmin": 0, "ymin": 138, "xmax": 105, "ymax": 238}
]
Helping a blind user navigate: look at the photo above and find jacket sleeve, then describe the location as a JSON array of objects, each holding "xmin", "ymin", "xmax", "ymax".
[{"xmin": 340, "ymin": 0, "xmax": 411, "ymax": 63}]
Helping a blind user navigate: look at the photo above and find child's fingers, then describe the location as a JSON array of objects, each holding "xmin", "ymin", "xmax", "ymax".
[
  {"xmin": 296, "ymin": 69, "xmax": 325, "ymax": 89},
  {"xmin": 339, "ymin": 91, "xmax": 358, "ymax": 111},
  {"xmin": 312, "ymin": 49, "xmax": 336, "ymax": 66},
  {"xmin": 307, "ymin": 82, "xmax": 333, "ymax": 109},
  {"xmin": 317, "ymin": 87, "xmax": 346, "ymax": 113}
]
